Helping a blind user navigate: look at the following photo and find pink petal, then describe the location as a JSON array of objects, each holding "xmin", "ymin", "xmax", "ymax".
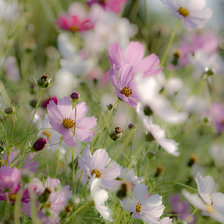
[{"xmin": 125, "ymin": 42, "xmax": 145, "ymax": 64}]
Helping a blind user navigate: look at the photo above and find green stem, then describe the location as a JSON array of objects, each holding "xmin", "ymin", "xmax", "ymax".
[
  {"xmin": 55, "ymin": 137, "xmax": 63, "ymax": 178},
  {"xmin": 72, "ymin": 103, "xmax": 77, "ymax": 185},
  {"xmin": 69, "ymin": 202, "xmax": 89, "ymax": 221},
  {"xmin": 186, "ymin": 208, "xmax": 198, "ymax": 223},
  {"xmin": 91, "ymin": 99, "xmax": 119, "ymax": 151},
  {"xmin": 160, "ymin": 20, "xmax": 180, "ymax": 68},
  {"xmin": 14, "ymin": 191, "xmax": 23, "ymax": 224}
]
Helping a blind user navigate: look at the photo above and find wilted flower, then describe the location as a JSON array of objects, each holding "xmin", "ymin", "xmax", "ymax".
[
  {"xmin": 121, "ymin": 183, "xmax": 165, "ymax": 223},
  {"xmin": 90, "ymin": 178, "xmax": 113, "ymax": 221},
  {"xmin": 47, "ymin": 97, "xmax": 97, "ymax": 146},
  {"xmin": 161, "ymin": 0, "xmax": 212, "ymax": 31},
  {"xmin": 78, "ymin": 146, "xmax": 120, "ymax": 190},
  {"xmin": 183, "ymin": 173, "xmax": 224, "ymax": 223},
  {"xmin": 109, "ymin": 41, "xmax": 162, "ymax": 76}
]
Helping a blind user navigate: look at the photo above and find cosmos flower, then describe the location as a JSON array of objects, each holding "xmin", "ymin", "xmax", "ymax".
[
  {"xmin": 210, "ymin": 144, "xmax": 224, "ymax": 168},
  {"xmin": 47, "ymin": 97, "xmax": 97, "ymax": 146},
  {"xmin": 109, "ymin": 41, "xmax": 162, "ymax": 76},
  {"xmin": 22, "ymin": 177, "xmax": 72, "ymax": 224},
  {"xmin": 121, "ymin": 183, "xmax": 165, "ymax": 223},
  {"xmin": 86, "ymin": 0, "xmax": 128, "ymax": 13},
  {"xmin": 142, "ymin": 116, "xmax": 179, "ymax": 156},
  {"xmin": 183, "ymin": 173, "xmax": 224, "ymax": 223},
  {"xmin": 169, "ymin": 194, "xmax": 195, "ymax": 223},
  {"xmin": 161, "ymin": 0, "xmax": 212, "ymax": 31},
  {"xmin": 135, "ymin": 74, "xmax": 187, "ymax": 124},
  {"xmin": 90, "ymin": 178, "xmax": 113, "ymax": 221},
  {"xmin": 110, "ymin": 64, "xmax": 140, "ymax": 108},
  {"xmin": 78, "ymin": 146, "xmax": 120, "ymax": 190}
]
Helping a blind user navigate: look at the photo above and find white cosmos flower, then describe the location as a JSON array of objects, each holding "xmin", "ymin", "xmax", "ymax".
[
  {"xmin": 121, "ymin": 183, "xmax": 165, "ymax": 224},
  {"xmin": 142, "ymin": 116, "xmax": 179, "ymax": 156},
  {"xmin": 161, "ymin": 0, "xmax": 212, "ymax": 31},
  {"xmin": 158, "ymin": 217, "xmax": 173, "ymax": 224},
  {"xmin": 210, "ymin": 144, "xmax": 224, "ymax": 167},
  {"xmin": 183, "ymin": 173, "xmax": 224, "ymax": 223},
  {"xmin": 90, "ymin": 178, "xmax": 113, "ymax": 222},
  {"xmin": 135, "ymin": 73, "xmax": 187, "ymax": 124}
]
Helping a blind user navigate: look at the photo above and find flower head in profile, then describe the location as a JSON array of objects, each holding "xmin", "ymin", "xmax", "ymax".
[
  {"xmin": 86, "ymin": 0, "xmax": 128, "ymax": 13},
  {"xmin": 183, "ymin": 173, "xmax": 224, "ymax": 223},
  {"xmin": 109, "ymin": 41, "xmax": 162, "ymax": 76},
  {"xmin": 47, "ymin": 97, "xmax": 97, "ymax": 146},
  {"xmin": 110, "ymin": 64, "xmax": 140, "ymax": 108},
  {"xmin": 121, "ymin": 183, "xmax": 165, "ymax": 223},
  {"xmin": 142, "ymin": 117, "xmax": 179, "ymax": 156},
  {"xmin": 161, "ymin": 0, "xmax": 212, "ymax": 31},
  {"xmin": 90, "ymin": 178, "xmax": 113, "ymax": 221},
  {"xmin": 22, "ymin": 177, "xmax": 72, "ymax": 224},
  {"xmin": 78, "ymin": 146, "xmax": 120, "ymax": 190}
]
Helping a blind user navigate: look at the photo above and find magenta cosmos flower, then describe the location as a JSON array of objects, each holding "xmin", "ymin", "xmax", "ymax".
[
  {"xmin": 109, "ymin": 41, "xmax": 162, "ymax": 76},
  {"xmin": 22, "ymin": 177, "xmax": 72, "ymax": 224},
  {"xmin": 47, "ymin": 97, "xmax": 97, "ymax": 146},
  {"xmin": 78, "ymin": 146, "xmax": 120, "ymax": 190},
  {"xmin": 110, "ymin": 64, "xmax": 140, "ymax": 108},
  {"xmin": 56, "ymin": 14, "xmax": 94, "ymax": 32},
  {"xmin": 86, "ymin": 0, "xmax": 128, "ymax": 13}
]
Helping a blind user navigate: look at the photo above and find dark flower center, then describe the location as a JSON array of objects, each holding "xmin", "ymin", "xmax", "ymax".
[
  {"xmin": 178, "ymin": 7, "xmax": 190, "ymax": 17},
  {"xmin": 136, "ymin": 203, "xmax": 141, "ymax": 213},
  {"xmin": 120, "ymin": 86, "xmax": 133, "ymax": 97},
  {"xmin": 63, "ymin": 118, "xmax": 74, "ymax": 129},
  {"xmin": 91, "ymin": 169, "xmax": 101, "ymax": 178}
]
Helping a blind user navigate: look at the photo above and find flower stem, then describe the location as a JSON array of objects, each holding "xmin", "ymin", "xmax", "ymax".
[
  {"xmin": 69, "ymin": 202, "xmax": 89, "ymax": 221},
  {"xmin": 91, "ymin": 99, "xmax": 119, "ymax": 151},
  {"xmin": 72, "ymin": 103, "xmax": 77, "ymax": 185},
  {"xmin": 160, "ymin": 20, "xmax": 180, "ymax": 68},
  {"xmin": 14, "ymin": 191, "xmax": 23, "ymax": 224},
  {"xmin": 55, "ymin": 136, "xmax": 63, "ymax": 178},
  {"xmin": 186, "ymin": 208, "xmax": 198, "ymax": 223}
]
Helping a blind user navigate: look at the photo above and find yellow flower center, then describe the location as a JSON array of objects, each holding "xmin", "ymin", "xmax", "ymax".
[
  {"xmin": 178, "ymin": 7, "xmax": 190, "ymax": 17},
  {"xmin": 70, "ymin": 26, "xmax": 78, "ymax": 32},
  {"xmin": 9, "ymin": 193, "xmax": 17, "ymax": 202},
  {"xmin": 91, "ymin": 169, "xmax": 101, "ymax": 178},
  {"xmin": 62, "ymin": 118, "xmax": 74, "ymax": 129},
  {"xmin": 120, "ymin": 86, "xmax": 133, "ymax": 97},
  {"xmin": 205, "ymin": 204, "xmax": 216, "ymax": 213},
  {"xmin": 43, "ymin": 130, "xmax": 52, "ymax": 139},
  {"xmin": 221, "ymin": 120, "xmax": 224, "ymax": 125},
  {"xmin": 136, "ymin": 203, "xmax": 141, "ymax": 213}
]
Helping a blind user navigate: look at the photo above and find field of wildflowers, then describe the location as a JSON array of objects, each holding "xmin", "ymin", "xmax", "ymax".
[{"xmin": 0, "ymin": 0, "xmax": 224, "ymax": 223}]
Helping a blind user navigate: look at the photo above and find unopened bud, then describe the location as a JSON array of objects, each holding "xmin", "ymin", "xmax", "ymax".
[
  {"xmin": 187, "ymin": 154, "xmax": 198, "ymax": 167},
  {"xmin": 30, "ymin": 99, "xmax": 37, "ymax": 108},
  {"xmin": 128, "ymin": 123, "xmax": 136, "ymax": 129},
  {"xmin": 145, "ymin": 132, "xmax": 154, "ymax": 142},
  {"xmin": 154, "ymin": 166, "xmax": 163, "ymax": 177},
  {"xmin": 38, "ymin": 187, "xmax": 52, "ymax": 203},
  {"xmin": 4, "ymin": 107, "xmax": 13, "ymax": 114},
  {"xmin": 37, "ymin": 73, "xmax": 50, "ymax": 88},
  {"xmin": 110, "ymin": 127, "xmax": 123, "ymax": 141},
  {"xmin": 70, "ymin": 91, "xmax": 80, "ymax": 100},
  {"xmin": 143, "ymin": 105, "xmax": 153, "ymax": 116},
  {"xmin": 116, "ymin": 181, "xmax": 131, "ymax": 199},
  {"xmin": 107, "ymin": 104, "xmax": 113, "ymax": 110},
  {"xmin": 33, "ymin": 138, "xmax": 47, "ymax": 151}
]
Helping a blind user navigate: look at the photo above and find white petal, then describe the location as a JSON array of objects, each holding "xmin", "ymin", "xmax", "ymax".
[{"xmin": 133, "ymin": 184, "xmax": 148, "ymax": 202}]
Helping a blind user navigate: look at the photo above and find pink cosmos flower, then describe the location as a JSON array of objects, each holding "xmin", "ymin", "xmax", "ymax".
[
  {"xmin": 210, "ymin": 102, "xmax": 224, "ymax": 133},
  {"xmin": 110, "ymin": 64, "xmax": 140, "ymax": 108},
  {"xmin": 3, "ymin": 149, "xmax": 39, "ymax": 173},
  {"xmin": 56, "ymin": 14, "xmax": 94, "ymax": 32},
  {"xmin": 109, "ymin": 42, "xmax": 162, "ymax": 76},
  {"xmin": 78, "ymin": 146, "xmax": 120, "ymax": 190},
  {"xmin": 161, "ymin": 0, "xmax": 212, "ymax": 31},
  {"xmin": 47, "ymin": 97, "xmax": 97, "ymax": 146},
  {"xmin": 42, "ymin": 96, "xmax": 58, "ymax": 108},
  {"xmin": 22, "ymin": 177, "xmax": 72, "ymax": 224},
  {"xmin": 86, "ymin": 0, "xmax": 128, "ymax": 13}
]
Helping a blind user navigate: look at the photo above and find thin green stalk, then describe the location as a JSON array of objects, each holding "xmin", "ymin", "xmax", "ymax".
[
  {"xmin": 14, "ymin": 191, "xmax": 23, "ymax": 224},
  {"xmin": 69, "ymin": 202, "xmax": 89, "ymax": 222},
  {"xmin": 72, "ymin": 103, "xmax": 77, "ymax": 185},
  {"xmin": 186, "ymin": 208, "xmax": 198, "ymax": 223},
  {"xmin": 55, "ymin": 136, "xmax": 63, "ymax": 178},
  {"xmin": 91, "ymin": 99, "xmax": 119, "ymax": 151},
  {"xmin": 160, "ymin": 20, "xmax": 180, "ymax": 68}
]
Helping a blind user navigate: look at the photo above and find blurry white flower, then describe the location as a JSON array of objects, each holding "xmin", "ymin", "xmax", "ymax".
[
  {"xmin": 183, "ymin": 173, "xmax": 224, "ymax": 223},
  {"xmin": 5, "ymin": 56, "xmax": 20, "ymax": 82},
  {"xmin": 135, "ymin": 74, "xmax": 187, "ymax": 124},
  {"xmin": 0, "ymin": 0, "xmax": 20, "ymax": 22},
  {"xmin": 119, "ymin": 167, "xmax": 144, "ymax": 185},
  {"xmin": 190, "ymin": 50, "xmax": 224, "ymax": 75},
  {"xmin": 57, "ymin": 33, "xmax": 93, "ymax": 75},
  {"xmin": 159, "ymin": 217, "xmax": 173, "ymax": 224},
  {"xmin": 90, "ymin": 178, "xmax": 113, "ymax": 222},
  {"xmin": 83, "ymin": 5, "xmax": 137, "ymax": 55},
  {"xmin": 161, "ymin": 0, "xmax": 212, "ymax": 31},
  {"xmin": 49, "ymin": 69, "xmax": 77, "ymax": 97},
  {"xmin": 142, "ymin": 116, "xmax": 179, "ymax": 156},
  {"xmin": 210, "ymin": 144, "xmax": 224, "ymax": 167},
  {"xmin": 166, "ymin": 77, "xmax": 183, "ymax": 97}
]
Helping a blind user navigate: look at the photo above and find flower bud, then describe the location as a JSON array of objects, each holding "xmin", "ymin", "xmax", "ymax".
[
  {"xmin": 4, "ymin": 107, "xmax": 13, "ymax": 115},
  {"xmin": 116, "ymin": 181, "xmax": 131, "ymax": 199},
  {"xmin": 128, "ymin": 123, "xmax": 136, "ymax": 129},
  {"xmin": 33, "ymin": 138, "xmax": 47, "ymax": 151},
  {"xmin": 143, "ymin": 105, "xmax": 153, "ymax": 116},
  {"xmin": 30, "ymin": 99, "xmax": 37, "ymax": 108},
  {"xmin": 42, "ymin": 96, "xmax": 58, "ymax": 108},
  {"xmin": 110, "ymin": 127, "xmax": 123, "ymax": 141},
  {"xmin": 187, "ymin": 154, "xmax": 198, "ymax": 167},
  {"xmin": 70, "ymin": 91, "xmax": 80, "ymax": 100},
  {"xmin": 37, "ymin": 73, "xmax": 50, "ymax": 88},
  {"xmin": 154, "ymin": 166, "xmax": 163, "ymax": 177},
  {"xmin": 107, "ymin": 104, "xmax": 113, "ymax": 110},
  {"xmin": 38, "ymin": 187, "xmax": 51, "ymax": 203}
]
